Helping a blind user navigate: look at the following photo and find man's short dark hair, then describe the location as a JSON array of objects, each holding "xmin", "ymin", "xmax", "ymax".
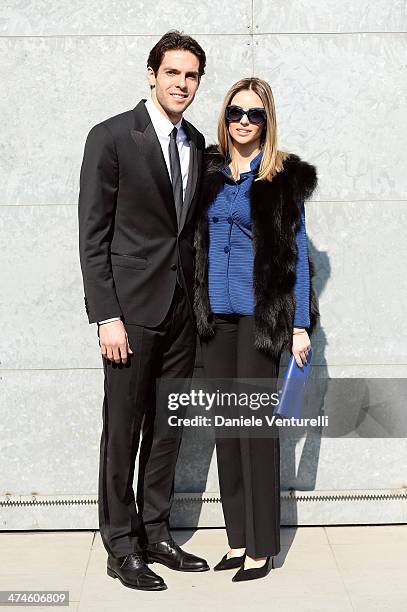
[{"xmin": 147, "ymin": 30, "xmax": 206, "ymax": 78}]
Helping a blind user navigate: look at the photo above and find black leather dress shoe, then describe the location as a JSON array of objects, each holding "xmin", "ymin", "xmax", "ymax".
[
  {"xmin": 145, "ymin": 537, "xmax": 210, "ymax": 572},
  {"xmin": 232, "ymin": 556, "xmax": 275, "ymax": 582},
  {"xmin": 107, "ymin": 553, "xmax": 167, "ymax": 590},
  {"xmin": 213, "ymin": 552, "xmax": 246, "ymax": 571}
]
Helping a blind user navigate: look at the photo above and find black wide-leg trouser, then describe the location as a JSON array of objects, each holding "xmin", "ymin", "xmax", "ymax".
[
  {"xmin": 97, "ymin": 283, "xmax": 196, "ymax": 558},
  {"xmin": 201, "ymin": 313, "xmax": 281, "ymax": 559}
]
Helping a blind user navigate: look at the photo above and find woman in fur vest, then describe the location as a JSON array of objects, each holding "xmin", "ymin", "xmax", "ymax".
[{"xmin": 193, "ymin": 77, "xmax": 319, "ymax": 582}]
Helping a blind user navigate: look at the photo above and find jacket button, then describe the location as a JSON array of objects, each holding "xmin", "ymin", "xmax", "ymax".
[
  {"xmin": 171, "ymin": 264, "xmax": 177, "ymax": 271},
  {"xmin": 212, "ymin": 216, "xmax": 219, "ymax": 223},
  {"xmin": 224, "ymin": 246, "xmax": 230, "ymax": 253},
  {"xmin": 227, "ymin": 216, "xmax": 233, "ymax": 224}
]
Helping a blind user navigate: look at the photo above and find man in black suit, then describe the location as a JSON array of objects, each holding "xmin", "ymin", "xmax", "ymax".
[{"xmin": 78, "ymin": 31, "xmax": 208, "ymax": 591}]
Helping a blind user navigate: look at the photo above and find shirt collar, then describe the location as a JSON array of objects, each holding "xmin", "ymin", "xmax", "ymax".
[
  {"xmin": 145, "ymin": 97, "xmax": 184, "ymax": 138},
  {"xmin": 250, "ymin": 149, "xmax": 263, "ymax": 170},
  {"xmin": 221, "ymin": 148, "xmax": 263, "ymax": 178}
]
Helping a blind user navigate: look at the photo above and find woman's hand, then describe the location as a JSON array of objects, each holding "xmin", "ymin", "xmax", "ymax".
[{"xmin": 292, "ymin": 328, "xmax": 311, "ymax": 368}]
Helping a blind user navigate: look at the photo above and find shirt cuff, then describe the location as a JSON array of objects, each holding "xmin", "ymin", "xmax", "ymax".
[
  {"xmin": 98, "ymin": 317, "xmax": 121, "ymax": 325},
  {"xmin": 293, "ymin": 322, "xmax": 310, "ymax": 330}
]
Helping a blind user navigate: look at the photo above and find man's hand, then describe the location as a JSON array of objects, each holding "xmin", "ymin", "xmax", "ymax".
[
  {"xmin": 99, "ymin": 320, "xmax": 133, "ymax": 364},
  {"xmin": 292, "ymin": 328, "xmax": 311, "ymax": 368}
]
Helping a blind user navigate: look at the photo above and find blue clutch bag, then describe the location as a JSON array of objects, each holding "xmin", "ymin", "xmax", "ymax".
[{"xmin": 274, "ymin": 348, "xmax": 313, "ymax": 419}]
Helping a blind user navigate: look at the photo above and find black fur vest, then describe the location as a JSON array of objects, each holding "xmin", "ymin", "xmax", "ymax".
[{"xmin": 193, "ymin": 145, "xmax": 320, "ymax": 360}]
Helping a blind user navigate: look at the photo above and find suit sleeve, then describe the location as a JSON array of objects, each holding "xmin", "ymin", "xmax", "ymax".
[{"xmin": 78, "ymin": 122, "xmax": 123, "ymax": 324}]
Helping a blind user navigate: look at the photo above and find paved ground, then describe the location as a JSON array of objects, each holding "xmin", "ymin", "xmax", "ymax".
[{"xmin": 1, "ymin": 525, "xmax": 406, "ymax": 611}]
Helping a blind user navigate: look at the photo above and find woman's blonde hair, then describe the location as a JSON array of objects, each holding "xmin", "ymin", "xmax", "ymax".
[{"xmin": 217, "ymin": 77, "xmax": 289, "ymax": 182}]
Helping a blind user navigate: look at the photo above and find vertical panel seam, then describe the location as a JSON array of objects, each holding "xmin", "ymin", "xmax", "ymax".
[{"xmin": 251, "ymin": 0, "xmax": 254, "ymax": 74}]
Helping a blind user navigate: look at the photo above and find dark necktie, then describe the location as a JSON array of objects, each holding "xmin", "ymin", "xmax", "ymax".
[{"xmin": 169, "ymin": 127, "xmax": 183, "ymax": 225}]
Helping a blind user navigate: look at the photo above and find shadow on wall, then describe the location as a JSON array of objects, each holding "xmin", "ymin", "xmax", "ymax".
[
  {"xmin": 275, "ymin": 239, "xmax": 329, "ymax": 543},
  {"xmin": 174, "ymin": 238, "xmax": 331, "ymax": 533}
]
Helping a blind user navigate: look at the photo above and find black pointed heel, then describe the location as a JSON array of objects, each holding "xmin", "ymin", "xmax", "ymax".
[
  {"xmin": 213, "ymin": 552, "xmax": 246, "ymax": 571},
  {"xmin": 232, "ymin": 555, "xmax": 276, "ymax": 582}
]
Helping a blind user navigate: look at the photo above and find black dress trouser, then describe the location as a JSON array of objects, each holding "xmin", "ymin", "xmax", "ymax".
[
  {"xmin": 200, "ymin": 313, "xmax": 282, "ymax": 558},
  {"xmin": 97, "ymin": 283, "xmax": 196, "ymax": 558}
]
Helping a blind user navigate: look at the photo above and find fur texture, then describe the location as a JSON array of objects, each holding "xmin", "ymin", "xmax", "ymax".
[{"xmin": 194, "ymin": 145, "xmax": 320, "ymax": 360}]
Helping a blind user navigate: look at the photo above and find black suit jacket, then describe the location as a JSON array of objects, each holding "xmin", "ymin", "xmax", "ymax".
[{"xmin": 78, "ymin": 99, "xmax": 205, "ymax": 326}]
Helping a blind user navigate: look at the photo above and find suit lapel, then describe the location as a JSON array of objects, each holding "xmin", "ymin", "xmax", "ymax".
[
  {"xmin": 129, "ymin": 101, "xmax": 200, "ymax": 233},
  {"xmin": 179, "ymin": 139, "xmax": 198, "ymax": 231},
  {"xmin": 130, "ymin": 100, "xmax": 177, "ymax": 228},
  {"xmin": 179, "ymin": 119, "xmax": 199, "ymax": 232}
]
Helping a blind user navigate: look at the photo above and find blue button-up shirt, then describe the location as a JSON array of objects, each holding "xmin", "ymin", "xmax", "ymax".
[{"xmin": 207, "ymin": 151, "xmax": 311, "ymax": 328}]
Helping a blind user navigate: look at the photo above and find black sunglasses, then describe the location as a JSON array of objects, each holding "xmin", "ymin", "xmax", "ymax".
[{"xmin": 225, "ymin": 104, "xmax": 267, "ymax": 126}]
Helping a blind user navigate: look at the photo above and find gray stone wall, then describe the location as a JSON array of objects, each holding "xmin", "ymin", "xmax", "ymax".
[{"xmin": 1, "ymin": 1, "xmax": 406, "ymax": 528}]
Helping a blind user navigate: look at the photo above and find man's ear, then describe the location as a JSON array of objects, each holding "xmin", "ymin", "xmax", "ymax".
[{"xmin": 147, "ymin": 66, "xmax": 156, "ymax": 88}]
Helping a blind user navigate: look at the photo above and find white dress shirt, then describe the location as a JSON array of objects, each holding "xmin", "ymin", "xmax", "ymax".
[
  {"xmin": 144, "ymin": 97, "xmax": 190, "ymax": 199},
  {"xmin": 98, "ymin": 98, "xmax": 191, "ymax": 325}
]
